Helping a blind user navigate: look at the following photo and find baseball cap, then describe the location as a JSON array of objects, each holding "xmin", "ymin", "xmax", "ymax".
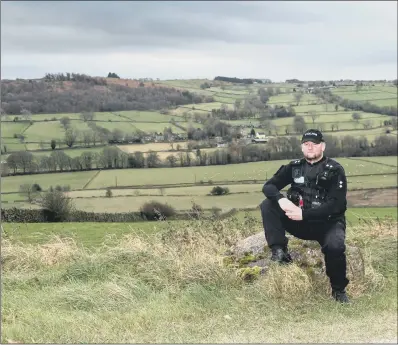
[{"xmin": 301, "ymin": 129, "xmax": 324, "ymax": 144}]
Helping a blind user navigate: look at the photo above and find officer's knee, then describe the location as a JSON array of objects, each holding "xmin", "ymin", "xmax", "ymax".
[
  {"xmin": 322, "ymin": 237, "xmax": 346, "ymax": 256},
  {"xmin": 260, "ymin": 199, "xmax": 273, "ymax": 213}
]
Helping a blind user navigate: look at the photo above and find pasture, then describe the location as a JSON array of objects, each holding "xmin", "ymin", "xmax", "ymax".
[{"xmin": 2, "ymin": 157, "xmax": 396, "ymax": 194}]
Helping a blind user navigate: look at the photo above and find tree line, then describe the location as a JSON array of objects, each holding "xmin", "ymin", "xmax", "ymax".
[
  {"xmin": 214, "ymin": 76, "xmax": 267, "ymax": 84},
  {"xmin": 1, "ymin": 74, "xmax": 213, "ymax": 115},
  {"xmin": 4, "ymin": 134, "xmax": 396, "ymax": 176}
]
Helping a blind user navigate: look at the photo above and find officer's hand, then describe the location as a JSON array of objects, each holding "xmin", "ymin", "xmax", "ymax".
[
  {"xmin": 285, "ymin": 207, "xmax": 303, "ymax": 221},
  {"xmin": 278, "ymin": 198, "xmax": 297, "ymax": 212}
]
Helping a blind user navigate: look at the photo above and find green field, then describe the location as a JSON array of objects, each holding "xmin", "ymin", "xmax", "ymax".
[
  {"xmin": 133, "ymin": 122, "xmax": 185, "ymax": 134},
  {"xmin": 331, "ymin": 87, "xmax": 397, "ymax": 107},
  {"xmin": 1, "ymin": 122, "xmax": 30, "ymax": 138},
  {"xmin": 28, "ymin": 112, "xmax": 82, "ymax": 121},
  {"xmin": 116, "ymin": 111, "xmax": 184, "ymax": 123},
  {"xmin": 66, "ymin": 158, "xmax": 398, "ymax": 189},
  {"xmin": 1, "ymin": 170, "xmax": 97, "ymax": 193},
  {"xmin": 350, "ymin": 156, "xmax": 398, "ymax": 166},
  {"xmin": 22, "ymin": 121, "xmax": 93, "ymax": 142},
  {"xmin": 2, "ymin": 157, "xmax": 396, "ymax": 194}
]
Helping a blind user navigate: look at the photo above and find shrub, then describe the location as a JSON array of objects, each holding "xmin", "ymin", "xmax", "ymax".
[
  {"xmin": 210, "ymin": 186, "xmax": 230, "ymax": 196},
  {"xmin": 39, "ymin": 190, "xmax": 75, "ymax": 222},
  {"xmin": 140, "ymin": 200, "xmax": 176, "ymax": 220},
  {"xmin": 106, "ymin": 188, "xmax": 113, "ymax": 198}
]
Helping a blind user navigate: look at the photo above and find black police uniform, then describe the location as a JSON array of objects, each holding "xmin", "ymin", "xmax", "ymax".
[{"xmin": 260, "ymin": 132, "xmax": 349, "ymax": 297}]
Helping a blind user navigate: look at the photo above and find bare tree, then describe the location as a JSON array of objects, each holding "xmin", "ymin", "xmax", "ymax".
[
  {"xmin": 309, "ymin": 110, "xmax": 320, "ymax": 124},
  {"xmin": 391, "ymin": 117, "xmax": 398, "ymax": 130},
  {"xmin": 352, "ymin": 112, "xmax": 361, "ymax": 122},
  {"xmin": 82, "ymin": 130, "xmax": 93, "ymax": 147},
  {"xmin": 293, "ymin": 116, "xmax": 307, "ymax": 134},
  {"xmin": 19, "ymin": 183, "xmax": 42, "ymax": 202},
  {"xmin": 80, "ymin": 112, "xmax": 95, "ymax": 122},
  {"xmin": 294, "ymin": 92, "xmax": 303, "ymax": 106},
  {"xmin": 166, "ymin": 154, "xmax": 177, "ymax": 167},
  {"xmin": 21, "ymin": 108, "xmax": 32, "ymax": 121},
  {"xmin": 362, "ymin": 120, "xmax": 373, "ymax": 129},
  {"xmin": 64, "ymin": 128, "xmax": 78, "ymax": 148},
  {"xmin": 60, "ymin": 116, "xmax": 71, "ymax": 129}
]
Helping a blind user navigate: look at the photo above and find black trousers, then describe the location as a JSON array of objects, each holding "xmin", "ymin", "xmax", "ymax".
[{"xmin": 260, "ymin": 199, "xmax": 349, "ymax": 292}]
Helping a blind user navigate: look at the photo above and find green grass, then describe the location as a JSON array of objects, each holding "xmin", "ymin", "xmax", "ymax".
[
  {"xmin": 1, "ymin": 140, "xmax": 26, "ymax": 153},
  {"xmin": 95, "ymin": 121, "xmax": 136, "ymax": 132},
  {"xmin": 2, "ymin": 157, "xmax": 395, "ymax": 193},
  {"xmin": 132, "ymin": 122, "xmax": 181, "ymax": 134},
  {"xmin": 350, "ymin": 156, "xmax": 398, "ymax": 166},
  {"xmin": 2, "ymin": 206, "xmax": 396, "ymax": 247},
  {"xmin": 116, "ymin": 111, "xmax": 184, "ymax": 123},
  {"xmin": 191, "ymin": 102, "xmax": 228, "ymax": 111},
  {"xmin": 1, "ymin": 221, "xmax": 162, "ymax": 247},
  {"xmin": 1, "ymin": 122, "xmax": 30, "ymax": 138},
  {"xmin": 24, "ymin": 122, "xmax": 67, "ymax": 142},
  {"xmin": 1, "ymin": 171, "xmax": 97, "ymax": 193},
  {"xmin": 212, "ymin": 96, "xmax": 237, "ymax": 103},
  {"xmin": 1, "ymin": 211, "xmax": 397, "ymax": 343},
  {"xmin": 29, "ymin": 113, "xmax": 82, "ymax": 121},
  {"xmin": 368, "ymin": 99, "xmax": 398, "ymax": 107},
  {"xmin": 291, "ymin": 103, "xmax": 337, "ymax": 113},
  {"xmin": 237, "ymin": 206, "xmax": 397, "ymax": 227}
]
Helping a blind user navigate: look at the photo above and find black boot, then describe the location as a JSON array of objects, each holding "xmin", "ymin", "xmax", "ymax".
[
  {"xmin": 332, "ymin": 290, "xmax": 350, "ymax": 304},
  {"xmin": 271, "ymin": 246, "xmax": 292, "ymax": 264}
]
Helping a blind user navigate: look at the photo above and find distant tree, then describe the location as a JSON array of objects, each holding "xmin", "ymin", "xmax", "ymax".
[
  {"xmin": 19, "ymin": 183, "xmax": 42, "ymax": 202},
  {"xmin": 64, "ymin": 128, "xmax": 78, "ymax": 148},
  {"xmin": 250, "ymin": 128, "xmax": 256, "ymax": 137},
  {"xmin": 60, "ymin": 116, "xmax": 71, "ymax": 129},
  {"xmin": 146, "ymin": 151, "xmax": 160, "ymax": 168},
  {"xmin": 21, "ymin": 108, "xmax": 32, "ymax": 121},
  {"xmin": 166, "ymin": 154, "xmax": 177, "ymax": 167},
  {"xmin": 51, "ymin": 139, "xmax": 57, "ymax": 150},
  {"xmin": 362, "ymin": 120, "xmax": 373, "ymax": 129},
  {"xmin": 352, "ymin": 112, "xmax": 361, "ymax": 122},
  {"xmin": 335, "ymin": 104, "xmax": 339, "ymax": 112},
  {"xmin": 391, "ymin": 117, "xmax": 398, "ymax": 130},
  {"xmin": 294, "ymin": 92, "xmax": 303, "ymax": 105},
  {"xmin": 293, "ymin": 116, "xmax": 307, "ymax": 134},
  {"xmin": 80, "ymin": 112, "xmax": 95, "ymax": 122},
  {"xmin": 309, "ymin": 110, "xmax": 319, "ymax": 124},
  {"xmin": 82, "ymin": 130, "xmax": 93, "ymax": 147},
  {"xmin": 107, "ymin": 72, "xmax": 120, "ymax": 78}
]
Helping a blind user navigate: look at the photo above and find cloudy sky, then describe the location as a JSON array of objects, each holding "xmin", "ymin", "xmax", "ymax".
[{"xmin": 1, "ymin": 1, "xmax": 397, "ymax": 81}]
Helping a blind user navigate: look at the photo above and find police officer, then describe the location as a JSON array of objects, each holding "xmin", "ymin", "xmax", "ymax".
[{"xmin": 260, "ymin": 129, "xmax": 350, "ymax": 303}]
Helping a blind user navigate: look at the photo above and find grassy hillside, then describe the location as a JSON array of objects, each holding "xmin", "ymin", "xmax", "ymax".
[{"xmin": 1, "ymin": 212, "xmax": 397, "ymax": 343}]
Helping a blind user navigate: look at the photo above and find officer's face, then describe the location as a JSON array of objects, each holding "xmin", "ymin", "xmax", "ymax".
[{"xmin": 301, "ymin": 141, "xmax": 325, "ymax": 160}]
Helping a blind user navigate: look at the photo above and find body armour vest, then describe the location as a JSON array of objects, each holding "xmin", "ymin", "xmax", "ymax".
[{"xmin": 287, "ymin": 157, "xmax": 336, "ymax": 210}]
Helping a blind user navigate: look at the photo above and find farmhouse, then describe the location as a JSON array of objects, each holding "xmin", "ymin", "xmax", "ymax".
[
  {"xmin": 0, "ymin": 160, "xmax": 9, "ymax": 176},
  {"xmin": 255, "ymin": 132, "xmax": 267, "ymax": 140}
]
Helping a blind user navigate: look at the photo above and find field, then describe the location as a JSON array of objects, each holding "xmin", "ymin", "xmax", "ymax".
[
  {"xmin": 332, "ymin": 87, "xmax": 397, "ymax": 107},
  {"xmin": 2, "ymin": 156, "xmax": 397, "ymax": 213}
]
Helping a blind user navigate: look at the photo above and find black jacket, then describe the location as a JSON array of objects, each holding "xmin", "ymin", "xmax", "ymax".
[{"xmin": 262, "ymin": 156, "xmax": 347, "ymax": 221}]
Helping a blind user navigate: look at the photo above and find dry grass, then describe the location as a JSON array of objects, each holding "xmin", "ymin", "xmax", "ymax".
[
  {"xmin": 1, "ymin": 217, "xmax": 396, "ymax": 343},
  {"xmin": 117, "ymin": 141, "xmax": 188, "ymax": 153}
]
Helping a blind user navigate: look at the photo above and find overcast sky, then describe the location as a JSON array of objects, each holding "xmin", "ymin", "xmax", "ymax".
[{"xmin": 1, "ymin": 1, "xmax": 397, "ymax": 81}]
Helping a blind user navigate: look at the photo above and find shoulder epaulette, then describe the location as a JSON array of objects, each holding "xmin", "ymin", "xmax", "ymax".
[
  {"xmin": 289, "ymin": 159, "xmax": 302, "ymax": 166},
  {"xmin": 325, "ymin": 158, "xmax": 343, "ymax": 172}
]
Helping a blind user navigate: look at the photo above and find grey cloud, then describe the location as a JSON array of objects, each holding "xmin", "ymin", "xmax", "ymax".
[
  {"xmin": 1, "ymin": 1, "xmax": 326, "ymax": 54},
  {"xmin": 0, "ymin": 1, "xmax": 396, "ymax": 80}
]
